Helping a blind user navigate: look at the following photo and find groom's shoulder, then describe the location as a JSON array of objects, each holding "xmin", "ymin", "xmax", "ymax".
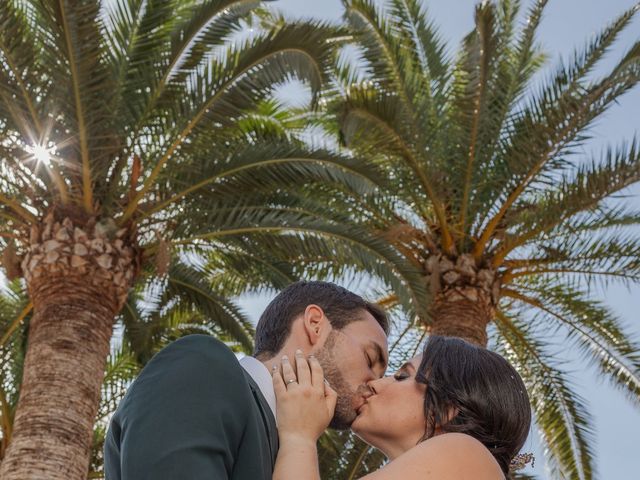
[
  {"xmin": 118, "ymin": 335, "xmax": 250, "ymax": 412},
  {"xmin": 150, "ymin": 334, "xmax": 242, "ymax": 373},
  {"xmin": 165, "ymin": 333, "xmax": 236, "ymax": 357}
]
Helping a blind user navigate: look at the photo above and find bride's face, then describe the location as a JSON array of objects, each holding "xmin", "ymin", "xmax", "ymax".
[{"xmin": 351, "ymin": 355, "xmax": 427, "ymax": 452}]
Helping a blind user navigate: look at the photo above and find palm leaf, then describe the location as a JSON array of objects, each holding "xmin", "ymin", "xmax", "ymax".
[
  {"xmin": 494, "ymin": 138, "xmax": 640, "ymax": 264},
  {"xmin": 504, "ymin": 283, "xmax": 640, "ymax": 408},
  {"xmin": 474, "ymin": 7, "xmax": 640, "ymax": 252},
  {"xmin": 494, "ymin": 311, "xmax": 594, "ymax": 480}
]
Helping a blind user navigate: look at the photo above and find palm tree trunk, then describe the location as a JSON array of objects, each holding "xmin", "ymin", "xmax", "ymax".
[
  {"xmin": 0, "ymin": 214, "xmax": 135, "ymax": 480},
  {"xmin": 425, "ymin": 254, "xmax": 498, "ymax": 347},
  {"xmin": 429, "ymin": 290, "xmax": 493, "ymax": 347},
  {"xmin": 0, "ymin": 278, "xmax": 118, "ymax": 480}
]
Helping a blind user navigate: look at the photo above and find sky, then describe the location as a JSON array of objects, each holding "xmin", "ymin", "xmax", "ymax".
[{"xmin": 240, "ymin": 1, "xmax": 640, "ymax": 479}]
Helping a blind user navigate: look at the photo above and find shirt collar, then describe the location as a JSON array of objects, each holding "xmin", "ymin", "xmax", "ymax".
[{"xmin": 239, "ymin": 355, "xmax": 276, "ymax": 420}]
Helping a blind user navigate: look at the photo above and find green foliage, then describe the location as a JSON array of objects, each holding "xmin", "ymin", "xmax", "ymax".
[
  {"xmin": 494, "ymin": 312, "xmax": 595, "ymax": 480},
  {"xmin": 0, "ymin": 281, "xmax": 30, "ymax": 460}
]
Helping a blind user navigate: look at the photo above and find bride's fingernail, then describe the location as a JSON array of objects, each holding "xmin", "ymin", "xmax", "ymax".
[
  {"xmin": 295, "ymin": 349, "xmax": 303, "ymax": 356},
  {"xmin": 282, "ymin": 355, "xmax": 289, "ymax": 362}
]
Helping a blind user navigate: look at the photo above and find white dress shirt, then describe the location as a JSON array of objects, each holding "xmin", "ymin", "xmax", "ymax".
[{"xmin": 239, "ymin": 355, "xmax": 277, "ymax": 421}]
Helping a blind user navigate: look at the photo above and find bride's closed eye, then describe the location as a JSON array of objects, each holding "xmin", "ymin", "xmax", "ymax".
[{"xmin": 393, "ymin": 371, "xmax": 410, "ymax": 381}]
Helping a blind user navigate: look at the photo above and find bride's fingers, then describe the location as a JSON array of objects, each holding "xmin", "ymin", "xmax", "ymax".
[
  {"xmin": 281, "ymin": 355, "xmax": 297, "ymax": 387},
  {"xmin": 272, "ymin": 367, "xmax": 286, "ymax": 396},
  {"xmin": 294, "ymin": 349, "xmax": 311, "ymax": 386},
  {"xmin": 308, "ymin": 355, "xmax": 325, "ymax": 392},
  {"xmin": 324, "ymin": 381, "xmax": 338, "ymax": 410}
]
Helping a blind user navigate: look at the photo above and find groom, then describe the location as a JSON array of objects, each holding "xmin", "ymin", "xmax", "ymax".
[{"xmin": 104, "ymin": 281, "xmax": 389, "ymax": 479}]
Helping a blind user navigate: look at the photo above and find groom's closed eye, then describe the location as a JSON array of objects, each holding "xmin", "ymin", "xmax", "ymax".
[{"xmin": 365, "ymin": 341, "xmax": 388, "ymax": 376}]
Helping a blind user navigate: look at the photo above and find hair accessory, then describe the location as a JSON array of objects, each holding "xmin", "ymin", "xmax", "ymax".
[{"xmin": 510, "ymin": 452, "xmax": 535, "ymax": 471}]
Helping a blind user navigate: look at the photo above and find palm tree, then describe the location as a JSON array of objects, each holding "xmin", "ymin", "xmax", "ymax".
[
  {"xmin": 0, "ymin": 0, "xmax": 403, "ymax": 476},
  {"xmin": 312, "ymin": 0, "xmax": 640, "ymax": 478},
  {"xmin": 0, "ymin": 280, "xmax": 139, "ymax": 479}
]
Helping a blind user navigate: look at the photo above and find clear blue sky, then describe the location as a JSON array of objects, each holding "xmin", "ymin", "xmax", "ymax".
[{"xmin": 242, "ymin": 1, "xmax": 640, "ymax": 478}]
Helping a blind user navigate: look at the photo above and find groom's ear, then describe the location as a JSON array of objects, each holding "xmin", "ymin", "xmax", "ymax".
[{"xmin": 302, "ymin": 304, "xmax": 331, "ymax": 346}]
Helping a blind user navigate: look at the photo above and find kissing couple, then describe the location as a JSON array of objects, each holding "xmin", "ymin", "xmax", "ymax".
[{"xmin": 104, "ymin": 281, "xmax": 533, "ymax": 479}]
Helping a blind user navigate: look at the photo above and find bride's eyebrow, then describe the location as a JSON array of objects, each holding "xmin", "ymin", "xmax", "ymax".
[{"xmin": 399, "ymin": 362, "xmax": 416, "ymax": 373}]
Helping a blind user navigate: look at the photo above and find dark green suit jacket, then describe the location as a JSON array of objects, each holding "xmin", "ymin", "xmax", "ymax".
[{"xmin": 104, "ymin": 335, "xmax": 278, "ymax": 479}]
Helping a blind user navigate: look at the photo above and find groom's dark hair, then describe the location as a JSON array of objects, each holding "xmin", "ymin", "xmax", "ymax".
[{"xmin": 253, "ymin": 281, "xmax": 388, "ymax": 359}]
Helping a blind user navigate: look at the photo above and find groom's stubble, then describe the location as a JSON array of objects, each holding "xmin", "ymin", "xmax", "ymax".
[{"xmin": 315, "ymin": 330, "xmax": 370, "ymax": 430}]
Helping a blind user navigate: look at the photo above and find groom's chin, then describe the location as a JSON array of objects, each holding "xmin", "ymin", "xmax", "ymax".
[
  {"xmin": 329, "ymin": 401, "xmax": 357, "ymax": 430},
  {"xmin": 328, "ymin": 413, "xmax": 355, "ymax": 431},
  {"xmin": 325, "ymin": 391, "xmax": 358, "ymax": 430}
]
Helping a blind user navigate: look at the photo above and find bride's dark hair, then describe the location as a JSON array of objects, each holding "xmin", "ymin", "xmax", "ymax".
[{"xmin": 415, "ymin": 336, "xmax": 532, "ymax": 477}]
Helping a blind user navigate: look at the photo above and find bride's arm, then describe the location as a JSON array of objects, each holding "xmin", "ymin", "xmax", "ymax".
[
  {"xmin": 272, "ymin": 432, "xmax": 319, "ymax": 480},
  {"xmin": 272, "ymin": 351, "xmax": 337, "ymax": 480}
]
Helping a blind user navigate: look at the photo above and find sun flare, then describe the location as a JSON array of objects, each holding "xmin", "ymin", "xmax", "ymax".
[{"xmin": 26, "ymin": 143, "xmax": 54, "ymax": 165}]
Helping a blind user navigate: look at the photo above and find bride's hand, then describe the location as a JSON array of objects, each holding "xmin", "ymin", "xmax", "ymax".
[{"xmin": 272, "ymin": 350, "xmax": 337, "ymax": 443}]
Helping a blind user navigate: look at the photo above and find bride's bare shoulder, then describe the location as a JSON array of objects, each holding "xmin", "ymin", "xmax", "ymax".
[{"xmin": 362, "ymin": 433, "xmax": 504, "ymax": 480}]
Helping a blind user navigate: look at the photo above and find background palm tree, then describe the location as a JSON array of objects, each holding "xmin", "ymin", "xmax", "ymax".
[
  {"xmin": 0, "ymin": 281, "xmax": 139, "ymax": 479},
  {"xmin": 0, "ymin": 0, "xmax": 419, "ymax": 476},
  {"xmin": 299, "ymin": 0, "xmax": 640, "ymax": 478}
]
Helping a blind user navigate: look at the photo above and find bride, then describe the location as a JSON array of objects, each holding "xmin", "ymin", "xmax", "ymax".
[{"xmin": 271, "ymin": 335, "xmax": 532, "ymax": 479}]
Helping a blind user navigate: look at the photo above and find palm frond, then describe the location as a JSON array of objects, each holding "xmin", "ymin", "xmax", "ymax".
[
  {"xmin": 144, "ymin": 140, "xmax": 385, "ymax": 220},
  {"xmin": 343, "ymin": 0, "xmax": 419, "ymax": 109},
  {"xmin": 504, "ymin": 228, "xmax": 640, "ymax": 289},
  {"xmin": 0, "ymin": 281, "xmax": 31, "ymax": 459},
  {"xmin": 172, "ymin": 200, "xmax": 429, "ymax": 321},
  {"xmin": 163, "ymin": 262, "xmax": 255, "ymax": 352},
  {"xmin": 494, "ymin": 311, "xmax": 594, "ymax": 480},
  {"xmin": 494, "ymin": 138, "xmax": 640, "ymax": 264},
  {"xmin": 0, "ymin": 1, "xmax": 45, "ymax": 141},
  {"xmin": 33, "ymin": 0, "xmax": 118, "ymax": 210},
  {"xmin": 503, "ymin": 284, "xmax": 640, "ymax": 409},
  {"xmin": 451, "ymin": 1, "xmax": 500, "ymax": 238},
  {"xmin": 121, "ymin": 20, "xmax": 342, "ymax": 221},
  {"xmin": 474, "ymin": 8, "xmax": 640, "ymax": 253},
  {"xmin": 387, "ymin": 0, "xmax": 449, "ymax": 84},
  {"xmin": 96, "ymin": 344, "xmax": 140, "ymax": 423}
]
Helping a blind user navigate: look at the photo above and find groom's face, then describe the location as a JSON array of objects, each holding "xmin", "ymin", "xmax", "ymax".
[{"xmin": 315, "ymin": 311, "xmax": 388, "ymax": 430}]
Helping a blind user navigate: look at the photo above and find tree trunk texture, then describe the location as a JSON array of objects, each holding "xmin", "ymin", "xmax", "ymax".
[
  {"xmin": 429, "ymin": 289, "xmax": 494, "ymax": 347},
  {"xmin": 0, "ymin": 214, "xmax": 135, "ymax": 480},
  {"xmin": 425, "ymin": 253, "xmax": 498, "ymax": 347}
]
